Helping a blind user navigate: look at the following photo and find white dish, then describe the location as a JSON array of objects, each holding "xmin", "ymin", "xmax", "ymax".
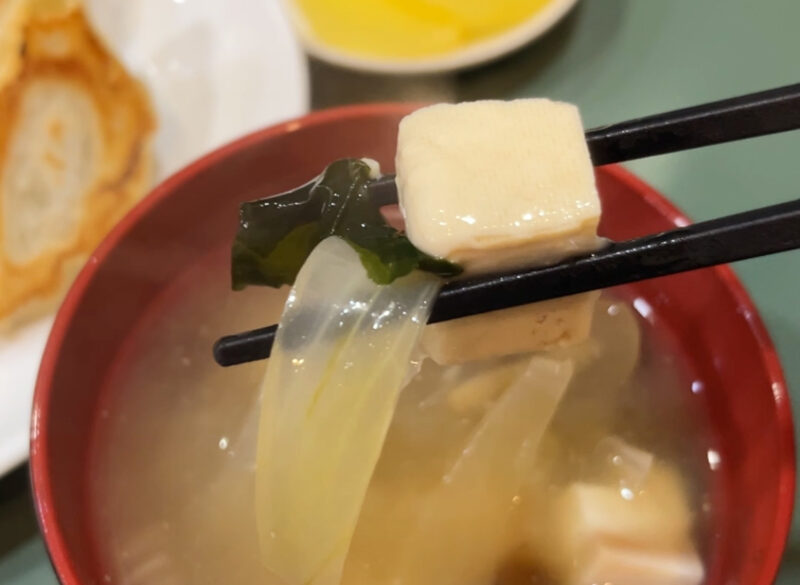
[
  {"xmin": 0, "ymin": 0, "xmax": 309, "ymax": 477},
  {"xmin": 284, "ymin": 0, "xmax": 580, "ymax": 75}
]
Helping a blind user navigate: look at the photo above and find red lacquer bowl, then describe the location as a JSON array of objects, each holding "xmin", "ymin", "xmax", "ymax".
[{"xmin": 30, "ymin": 104, "xmax": 795, "ymax": 585}]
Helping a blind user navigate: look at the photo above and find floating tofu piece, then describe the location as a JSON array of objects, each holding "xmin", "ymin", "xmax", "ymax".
[
  {"xmin": 573, "ymin": 545, "xmax": 704, "ymax": 585},
  {"xmin": 559, "ymin": 469, "xmax": 692, "ymax": 551},
  {"xmin": 422, "ymin": 291, "xmax": 599, "ymax": 365},
  {"xmin": 540, "ymin": 464, "xmax": 703, "ymax": 585},
  {"xmin": 396, "ymin": 99, "xmax": 602, "ymax": 273}
]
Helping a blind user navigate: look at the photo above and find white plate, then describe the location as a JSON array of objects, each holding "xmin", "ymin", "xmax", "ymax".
[{"xmin": 0, "ymin": 0, "xmax": 309, "ymax": 477}]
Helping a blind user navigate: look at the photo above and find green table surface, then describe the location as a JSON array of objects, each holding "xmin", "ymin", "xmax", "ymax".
[{"xmin": 2, "ymin": 0, "xmax": 800, "ymax": 583}]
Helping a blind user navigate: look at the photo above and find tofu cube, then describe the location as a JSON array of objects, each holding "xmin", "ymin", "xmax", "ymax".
[
  {"xmin": 574, "ymin": 545, "xmax": 704, "ymax": 585},
  {"xmin": 559, "ymin": 472, "xmax": 692, "ymax": 552},
  {"xmin": 396, "ymin": 99, "xmax": 602, "ymax": 273},
  {"xmin": 397, "ymin": 99, "xmax": 603, "ymax": 363},
  {"xmin": 422, "ymin": 291, "xmax": 599, "ymax": 365},
  {"xmin": 545, "ymin": 465, "xmax": 704, "ymax": 585}
]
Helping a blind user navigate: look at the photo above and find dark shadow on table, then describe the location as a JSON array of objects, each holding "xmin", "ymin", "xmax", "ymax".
[
  {"xmin": 309, "ymin": 57, "xmax": 457, "ymax": 108},
  {"xmin": 0, "ymin": 464, "xmax": 38, "ymax": 556},
  {"xmin": 777, "ymin": 541, "xmax": 800, "ymax": 580}
]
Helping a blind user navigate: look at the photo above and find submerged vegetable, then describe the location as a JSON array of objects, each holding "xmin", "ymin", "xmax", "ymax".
[
  {"xmin": 232, "ymin": 158, "xmax": 460, "ymax": 289},
  {"xmin": 254, "ymin": 237, "xmax": 440, "ymax": 585},
  {"xmin": 343, "ymin": 355, "xmax": 574, "ymax": 585}
]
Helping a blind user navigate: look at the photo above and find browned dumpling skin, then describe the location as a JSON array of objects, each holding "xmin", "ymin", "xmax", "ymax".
[{"xmin": 0, "ymin": 0, "xmax": 155, "ymax": 329}]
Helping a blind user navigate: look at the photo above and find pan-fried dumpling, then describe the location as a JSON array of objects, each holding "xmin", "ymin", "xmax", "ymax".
[{"xmin": 0, "ymin": 1, "xmax": 155, "ymax": 330}]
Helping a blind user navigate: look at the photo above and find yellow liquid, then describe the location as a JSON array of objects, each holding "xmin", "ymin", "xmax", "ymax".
[
  {"xmin": 295, "ymin": 0, "xmax": 554, "ymax": 59},
  {"xmin": 87, "ymin": 248, "xmax": 714, "ymax": 585}
]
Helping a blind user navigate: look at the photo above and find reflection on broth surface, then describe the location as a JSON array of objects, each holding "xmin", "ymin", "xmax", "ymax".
[{"xmin": 89, "ymin": 249, "xmax": 714, "ymax": 585}]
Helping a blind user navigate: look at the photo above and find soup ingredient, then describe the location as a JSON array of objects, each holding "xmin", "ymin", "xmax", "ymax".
[
  {"xmin": 422, "ymin": 291, "xmax": 599, "ymax": 365},
  {"xmin": 397, "ymin": 100, "xmax": 602, "ymax": 362},
  {"xmin": 293, "ymin": 0, "xmax": 554, "ymax": 60},
  {"xmin": 396, "ymin": 100, "xmax": 602, "ymax": 272},
  {"xmin": 232, "ymin": 158, "xmax": 460, "ymax": 290},
  {"xmin": 574, "ymin": 546, "xmax": 704, "ymax": 585},
  {"xmin": 548, "ymin": 297, "xmax": 641, "ymax": 448},
  {"xmin": 527, "ymin": 462, "xmax": 703, "ymax": 585},
  {"xmin": 0, "ymin": 0, "xmax": 155, "ymax": 329},
  {"xmin": 254, "ymin": 237, "xmax": 440, "ymax": 585},
  {"xmin": 343, "ymin": 355, "xmax": 574, "ymax": 585},
  {"xmin": 561, "ymin": 466, "xmax": 694, "ymax": 551}
]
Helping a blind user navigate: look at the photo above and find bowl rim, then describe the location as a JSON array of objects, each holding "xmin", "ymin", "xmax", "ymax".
[
  {"xmin": 282, "ymin": 0, "xmax": 580, "ymax": 74},
  {"xmin": 30, "ymin": 102, "xmax": 796, "ymax": 585}
]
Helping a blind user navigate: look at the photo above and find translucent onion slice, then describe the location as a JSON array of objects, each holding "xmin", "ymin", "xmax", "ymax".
[
  {"xmin": 254, "ymin": 237, "xmax": 439, "ymax": 585},
  {"xmin": 396, "ymin": 356, "xmax": 574, "ymax": 585},
  {"xmin": 342, "ymin": 356, "xmax": 574, "ymax": 585}
]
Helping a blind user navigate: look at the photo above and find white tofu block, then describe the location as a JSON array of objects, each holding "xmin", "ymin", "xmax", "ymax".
[
  {"xmin": 573, "ymin": 544, "xmax": 704, "ymax": 585},
  {"xmin": 396, "ymin": 99, "xmax": 602, "ymax": 273},
  {"xmin": 422, "ymin": 291, "xmax": 599, "ymax": 365},
  {"xmin": 545, "ymin": 464, "xmax": 703, "ymax": 585},
  {"xmin": 559, "ymin": 466, "xmax": 693, "ymax": 551}
]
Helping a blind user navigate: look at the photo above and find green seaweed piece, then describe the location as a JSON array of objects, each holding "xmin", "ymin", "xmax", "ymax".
[{"xmin": 232, "ymin": 158, "xmax": 462, "ymax": 289}]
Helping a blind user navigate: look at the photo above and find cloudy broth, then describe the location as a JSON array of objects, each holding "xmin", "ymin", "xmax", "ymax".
[{"xmin": 88, "ymin": 250, "xmax": 715, "ymax": 585}]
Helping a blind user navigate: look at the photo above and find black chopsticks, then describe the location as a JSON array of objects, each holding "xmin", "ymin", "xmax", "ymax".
[
  {"xmin": 213, "ymin": 198, "xmax": 800, "ymax": 366},
  {"xmin": 368, "ymin": 82, "xmax": 800, "ymax": 206},
  {"xmin": 431, "ymin": 197, "xmax": 800, "ymax": 322},
  {"xmin": 213, "ymin": 83, "xmax": 800, "ymax": 367}
]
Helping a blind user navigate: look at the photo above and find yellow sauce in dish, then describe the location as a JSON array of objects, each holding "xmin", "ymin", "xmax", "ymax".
[{"xmin": 294, "ymin": 0, "xmax": 554, "ymax": 60}]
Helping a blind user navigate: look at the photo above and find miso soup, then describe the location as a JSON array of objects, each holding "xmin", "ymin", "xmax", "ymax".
[{"xmin": 88, "ymin": 248, "xmax": 715, "ymax": 585}]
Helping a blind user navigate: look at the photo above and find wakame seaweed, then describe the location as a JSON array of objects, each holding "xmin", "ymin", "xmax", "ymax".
[{"xmin": 231, "ymin": 158, "xmax": 461, "ymax": 289}]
